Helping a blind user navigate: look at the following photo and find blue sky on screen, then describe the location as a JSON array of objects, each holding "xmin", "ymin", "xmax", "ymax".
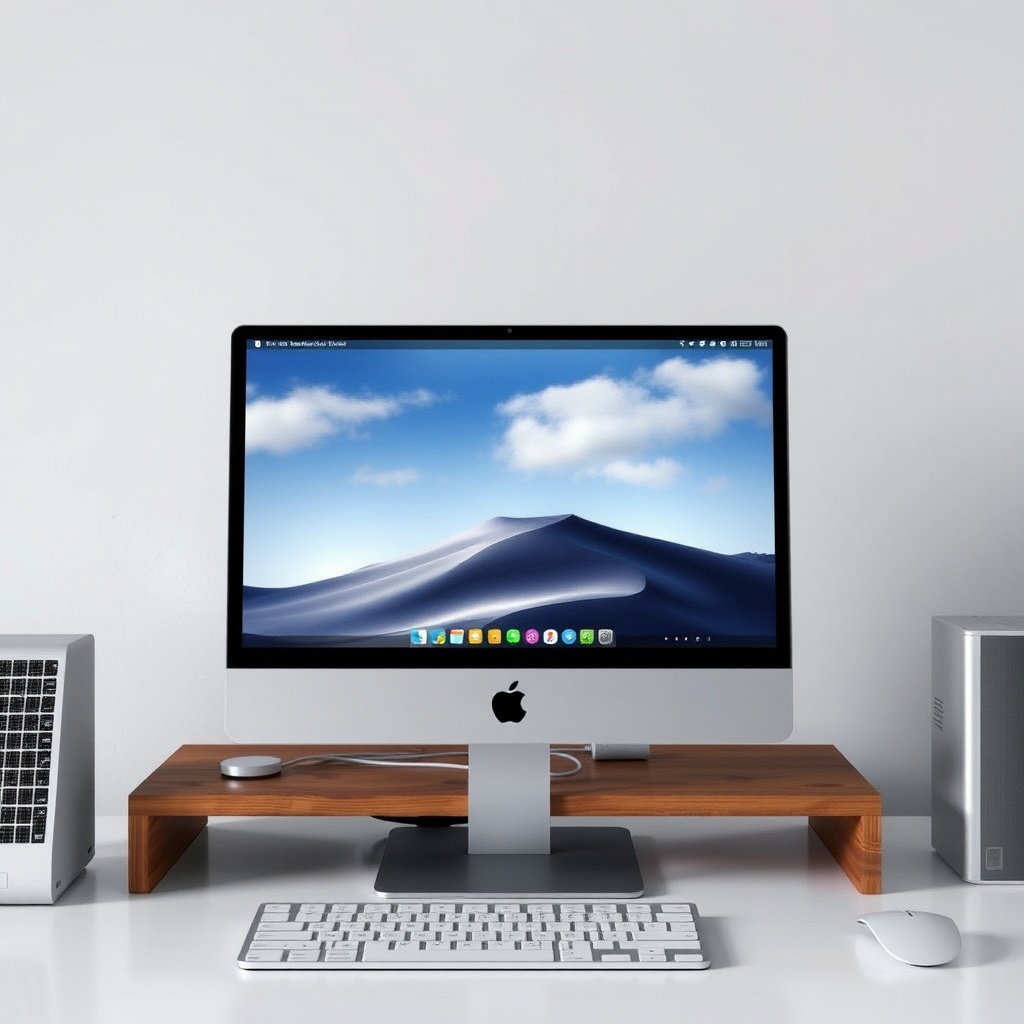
[{"xmin": 243, "ymin": 342, "xmax": 776, "ymax": 588}]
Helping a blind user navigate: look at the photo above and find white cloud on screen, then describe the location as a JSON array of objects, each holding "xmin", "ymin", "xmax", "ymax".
[
  {"xmin": 599, "ymin": 458, "xmax": 684, "ymax": 487},
  {"xmin": 496, "ymin": 356, "xmax": 770, "ymax": 486},
  {"xmin": 351, "ymin": 466, "xmax": 421, "ymax": 487},
  {"xmin": 246, "ymin": 386, "xmax": 435, "ymax": 454}
]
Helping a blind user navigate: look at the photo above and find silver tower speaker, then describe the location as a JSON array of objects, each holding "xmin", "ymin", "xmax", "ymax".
[{"xmin": 932, "ymin": 616, "xmax": 1024, "ymax": 883}]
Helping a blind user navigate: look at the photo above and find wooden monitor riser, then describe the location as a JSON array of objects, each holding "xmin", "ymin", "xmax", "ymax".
[{"xmin": 127, "ymin": 744, "xmax": 882, "ymax": 894}]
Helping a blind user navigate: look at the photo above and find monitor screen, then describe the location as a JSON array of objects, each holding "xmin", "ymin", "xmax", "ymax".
[{"xmin": 226, "ymin": 326, "xmax": 791, "ymax": 747}]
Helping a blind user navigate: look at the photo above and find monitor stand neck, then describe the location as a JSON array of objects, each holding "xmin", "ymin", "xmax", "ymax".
[
  {"xmin": 373, "ymin": 742, "xmax": 645, "ymax": 899},
  {"xmin": 468, "ymin": 743, "xmax": 551, "ymax": 854}
]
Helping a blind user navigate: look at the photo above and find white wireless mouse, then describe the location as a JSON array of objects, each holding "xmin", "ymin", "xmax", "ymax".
[{"xmin": 857, "ymin": 910, "xmax": 961, "ymax": 966}]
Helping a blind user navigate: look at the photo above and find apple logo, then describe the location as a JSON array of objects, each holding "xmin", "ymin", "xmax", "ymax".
[{"xmin": 491, "ymin": 680, "xmax": 526, "ymax": 723}]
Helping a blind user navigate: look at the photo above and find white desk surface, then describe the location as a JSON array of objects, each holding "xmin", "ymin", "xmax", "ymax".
[{"xmin": 3, "ymin": 815, "xmax": 1021, "ymax": 1024}]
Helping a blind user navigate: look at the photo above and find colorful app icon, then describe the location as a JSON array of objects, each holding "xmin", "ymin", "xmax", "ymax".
[
  {"xmin": 468, "ymin": 628, "xmax": 483, "ymax": 645},
  {"xmin": 449, "ymin": 628, "xmax": 465, "ymax": 645},
  {"xmin": 524, "ymin": 628, "xmax": 540, "ymax": 645},
  {"xmin": 429, "ymin": 628, "xmax": 447, "ymax": 645},
  {"xmin": 505, "ymin": 628, "xmax": 521, "ymax": 645},
  {"xmin": 543, "ymin": 629, "xmax": 558, "ymax": 645},
  {"xmin": 487, "ymin": 628, "xmax": 502, "ymax": 645},
  {"xmin": 410, "ymin": 628, "xmax": 427, "ymax": 646},
  {"xmin": 561, "ymin": 628, "xmax": 577, "ymax": 645},
  {"xmin": 580, "ymin": 629, "xmax": 595, "ymax": 646},
  {"xmin": 598, "ymin": 628, "xmax": 614, "ymax": 645}
]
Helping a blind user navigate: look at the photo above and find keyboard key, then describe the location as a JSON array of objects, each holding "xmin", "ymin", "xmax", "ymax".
[{"xmin": 244, "ymin": 949, "xmax": 284, "ymax": 963}]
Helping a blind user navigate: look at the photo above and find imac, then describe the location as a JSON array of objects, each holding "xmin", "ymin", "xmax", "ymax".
[{"xmin": 226, "ymin": 326, "xmax": 792, "ymax": 896}]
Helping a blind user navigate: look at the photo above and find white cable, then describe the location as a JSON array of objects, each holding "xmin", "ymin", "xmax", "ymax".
[
  {"xmin": 549, "ymin": 750, "xmax": 583, "ymax": 777},
  {"xmin": 281, "ymin": 750, "xmax": 469, "ymax": 771},
  {"xmin": 281, "ymin": 747, "xmax": 587, "ymax": 778}
]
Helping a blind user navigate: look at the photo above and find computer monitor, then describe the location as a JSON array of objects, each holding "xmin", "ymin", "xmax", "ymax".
[{"xmin": 226, "ymin": 326, "xmax": 792, "ymax": 896}]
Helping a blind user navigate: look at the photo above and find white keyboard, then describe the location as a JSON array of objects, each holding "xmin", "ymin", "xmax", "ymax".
[{"xmin": 238, "ymin": 900, "xmax": 710, "ymax": 969}]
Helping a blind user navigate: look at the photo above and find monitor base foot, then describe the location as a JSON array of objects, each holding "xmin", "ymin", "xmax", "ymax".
[{"xmin": 374, "ymin": 825, "xmax": 645, "ymax": 899}]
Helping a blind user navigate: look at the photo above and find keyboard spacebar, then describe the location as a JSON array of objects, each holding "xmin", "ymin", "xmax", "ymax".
[{"xmin": 360, "ymin": 943, "xmax": 555, "ymax": 963}]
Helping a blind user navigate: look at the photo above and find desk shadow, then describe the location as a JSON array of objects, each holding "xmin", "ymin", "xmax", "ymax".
[
  {"xmin": 954, "ymin": 932, "xmax": 1010, "ymax": 968},
  {"xmin": 635, "ymin": 819, "xmax": 842, "ymax": 889},
  {"xmin": 694, "ymin": 915, "xmax": 733, "ymax": 969},
  {"xmin": 876, "ymin": 847, "xmax": 967, "ymax": 896},
  {"xmin": 45, "ymin": 846, "xmax": 128, "ymax": 907},
  {"xmin": 140, "ymin": 818, "xmax": 389, "ymax": 896},
  {"xmin": 639, "ymin": 817, "xmax": 984, "ymax": 897}
]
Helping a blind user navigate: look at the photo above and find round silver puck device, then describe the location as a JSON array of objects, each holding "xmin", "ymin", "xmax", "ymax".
[{"xmin": 219, "ymin": 754, "xmax": 283, "ymax": 778}]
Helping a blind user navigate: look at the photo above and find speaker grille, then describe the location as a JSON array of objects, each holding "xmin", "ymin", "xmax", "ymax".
[{"xmin": 932, "ymin": 695, "xmax": 944, "ymax": 731}]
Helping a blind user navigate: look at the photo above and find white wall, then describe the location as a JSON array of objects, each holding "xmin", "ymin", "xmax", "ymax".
[{"xmin": 2, "ymin": 2, "xmax": 1022, "ymax": 814}]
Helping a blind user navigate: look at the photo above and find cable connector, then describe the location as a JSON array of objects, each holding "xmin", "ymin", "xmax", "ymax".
[{"xmin": 589, "ymin": 743, "xmax": 650, "ymax": 761}]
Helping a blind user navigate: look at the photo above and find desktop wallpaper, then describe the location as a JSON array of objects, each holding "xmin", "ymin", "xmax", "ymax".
[{"xmin": 240, "ymin": 340, "xmax": 778, "ymax": 647}]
